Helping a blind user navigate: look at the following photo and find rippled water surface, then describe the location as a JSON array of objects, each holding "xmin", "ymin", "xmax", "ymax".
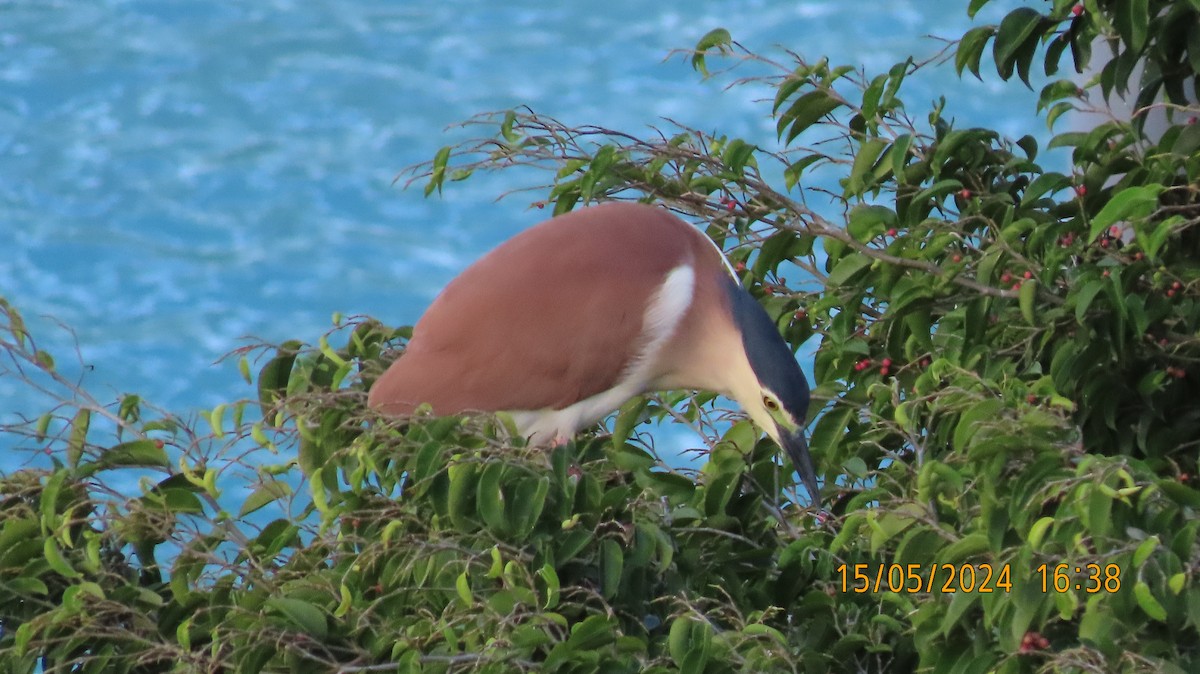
[{"xmin": 1, "ymin": 0, "xmax": 1040, "ymax": 464}]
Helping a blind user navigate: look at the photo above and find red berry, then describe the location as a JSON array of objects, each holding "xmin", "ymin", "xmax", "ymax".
[
  {"xmin": 1102, "ymin": 270, "xmax": 1111, "ymax": 277},
  {"xmin": 881, "ymin": 358, "xmax": 893, "ymax": 368},
  {"xmin": 1071, "ymin": 4, "xmax": 1083, "ymax": 16},
  {"xmin": 958, "ymin": 188, "xmax": 972, "ymax": 199},
  {"xmin": 1134, "ymin": 251, "xmax": 1144, "ymax": 261},
  {"xmin": 952, "ymin": 254, "xmax": 962, "ymax": 263},
  {"xmin": 763, "ymin": 286, "xmax": 775, "ymax": 296},
  {"xmin": 1181, "ymin": 473, "xmax": 1191, "ymax": 481},
  {"xmin": 1160, "ymin": 338, "xmax": 1169, "ymax": 347},
  {"xmin": 1020, "ymin": 631, "xmax": 1047, "ymax": 651},
  {"xmin": 1026, "ymin": 394, "xmax": 1037, "ymax": 404},
  {"xmin": 1172, "ymin": 280, "xmax": 1182, "ymax": 290},
  {"xmin": 1023, "ymin": 270, "xmax": 1033, "ymax": 280},
  {"xmin": 535, "ymin": 201, "xmax": 546, "ymax": 209},
  {"xmin": 734, "ymin": 261, "xmax": 746, "ymax": 273},
  {"xmin": 1109, "ymin": 225, "xmax": 1121, "ymax": 237},
  {"xmin": 154, "ymin": 439, "xmax": 165, "ymax": 449},
  {"xmin": 1012, "ymin": 282, "xmax": 1022, "ymax": 291},
  {"xmin": 886, "ymin": 227, "xmax": 898, "ymax": 237},
  {"xmin": 1100, "ymin": 239, "xmax": 1109, "ymax": 248},
  {"xmin": 1001, "ymin": 272, "xmax": 1012, "ymax": 283},
  {"xmin": 794, "ymin": 309, "xmax": 807, "ymax": 320},
  {"xmin": 880, "ymin": 367, "xmax": 889, "ymax": 376},
  {"xmin": 1075, "ymin": 185, "xmax": 1087, "ymax": 197},
  {"xmin": 1168, "ymin": 289, "xmax": 1176, "ymax": 298}
]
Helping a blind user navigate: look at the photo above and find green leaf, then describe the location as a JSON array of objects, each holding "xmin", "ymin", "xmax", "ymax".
[
  {"xmin": 940, "ymin": 592, "xmax": 979, "ymax": 637},
  {"xmin": 447, "ymin": 461, "xmax": 479, "ymax": 530},
  {"xmin": 455, "ymin": 570, "xmax": 472, "ymax": 606},
  {"xmin": 1079, "ymin": 594, "xmax": 1114, "ymax": 646},
  {"xmin": 77, "ymin": 442, "xmax": 167, "ymax": 479},
  {"xmin": 1037, "ymin": 79, "xmax": 1082, "ymax": 112},
  {"xmin": 1019, "ymin": 279, "xmax": 1037, "ymax": 325},
  {"xmin": 147, "ymin": 487, "xmax": 205, "ymax": 515},
  {"xmin": 992, "ymin": 8, "xmax": 1044, "ymax": 81},
  {"xmin": 783, "ymin": 153, "xmax": 824, "ymax": 190},
  {"xmin": 67, "ymin": 408, "xmax": 90, "ymax": 469},
  {"xmin": 956, "ymin": 26, "xmax": 994, "ymax": 79},
  {"xmin": 1086, "ymin": 485, "xmax": 1112, "ymax": 540},
  {"xmin": 425, "ymin": 145, "xmax": 451, "ymax": 197},
  {"xmin": 1046, "ymin": 101, "xmax": 1076, "ymax": 131},
  {"xmin": 810, "ymin": 404, "xmax": 855, "ymax": 467},
  {"xmin": 476, "ymin": 463, "xmax": 510, "ymax": 535},
  {"xmin": 1027, "ymin": 516, "xmax": 1054, "ymax": 549},
  {"xmin": 512, "ymin": 476, "xmax": 550, "ymax": 540},
  {"xmin": 612, "ymin": 398, "xmax": 648, "ymax": 449},
  {"xmin": 6, "ymin": 576, "xmax": 49, "ymax": 596},
  {"xmin": 968, "ymin": 0, "xmax": 992, "ymax": 18},
  {"xmin": 1091, "ymin": 184, "xmax": 1164, "ymax": 240},
  {"xmin": 537, "ymin": 563, "xmax": 560, "ymax": 609},
  {"xmin": 1142, "ymin": 215, "xmax": 1182, "ymax": 260},
  {"xmin": 826, "ymin": 253, "xmax": 872, "ymax": 287},
  {"xmin": 43, "ymin": 538, "xmax": 81, "ymax": 579},
  {"xmin": 258, "ymin": 340, "xmax": 302, "ymax": 414},
  {"xmin": 777, "ymin": 90, "xmax": 843, "ymax": 143},
  {"xmin": 953, "ymin": 399, "xmax": 1005, "ymax": 449},
  {"xmin": 1074, "ymin": 279, "xmax": 1106, "ymax": 322},
  {"xmin": 238, "ymin": 480, "xmax": 292, "ymax": 518},
  {"xmin": 721, "ymin": 138, "xmax": 757, "ymax": 178},
  {"xmin": 1132, "ymin": 536, "xmax": 1159, "ymax": 568},
  {"xmin": 941, "ymin": 533, "xmax": 990, "ymax": 561},
  {"xmin": 266, "ymin": 597, "xmax": 328, "ymax": 639},
  {"xmin": 843, "ymin": 138, "xmax": 888, "ymax": 196},
  {"xmin": 567, "ymin": 615, "xmax": 616, "ymax": 651},
  {"xmin": 692, "ymin": 28, "xmax": 733, "ymax": 76},
  {"xmin": 905, "ymin": 179, "xmax": 963, "ymax": 221},
  {"xmin": 1169, "ymin": 573, "xmax": 1186, "ymax": 596},
  {"xmin": 846, "ymin": 205, "xmax": 897, "ymax": 242},
  {"xmin": 601, "ymin": 538, "xmax": 624, "ymax": 600},
  {"xmin": 1134, "ymin": 581, "xmax": 1167, "ymax": 621},
  {"xmin": 1113, "ymin": 0, "xmax": 1150, "ymax": 52},
  {"xmin": 891, "ymin": 134, "xmax": 914, "ymax": 178}
]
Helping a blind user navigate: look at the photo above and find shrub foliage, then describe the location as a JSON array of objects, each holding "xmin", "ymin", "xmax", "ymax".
[{"xmin": 3, "ymin": 0, "xmax": 1200, "ymax": 671}]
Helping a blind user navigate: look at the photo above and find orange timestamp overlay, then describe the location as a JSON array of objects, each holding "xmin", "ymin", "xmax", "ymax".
[{"xmin": 836, "ymin": 562, "xmax": 1123, "ymax": 594}]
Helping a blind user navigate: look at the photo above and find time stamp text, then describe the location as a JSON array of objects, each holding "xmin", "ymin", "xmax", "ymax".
[{"xmin": 836, "ymin": 563, "xmax": 1122, "ymax": 594}]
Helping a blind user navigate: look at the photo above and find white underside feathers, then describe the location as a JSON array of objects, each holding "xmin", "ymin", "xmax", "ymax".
[{"xmin": 511, "ymin": 263, "xmax": 696, "ymax": 445}]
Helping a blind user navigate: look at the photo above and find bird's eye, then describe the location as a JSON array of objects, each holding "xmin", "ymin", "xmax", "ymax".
[{"xmin": 763, "ymin": 396, "xmax": 779, "ymax": 411}]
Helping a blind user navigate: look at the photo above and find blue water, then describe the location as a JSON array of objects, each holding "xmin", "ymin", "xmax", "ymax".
[{"xmin": 1, "ymin": 0, "xmax": 1042, "ymax": 465}]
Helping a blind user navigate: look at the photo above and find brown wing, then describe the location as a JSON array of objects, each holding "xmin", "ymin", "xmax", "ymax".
[{"xmin": 368, "ymin": 202, "xmax": 702, "ymax": 415}]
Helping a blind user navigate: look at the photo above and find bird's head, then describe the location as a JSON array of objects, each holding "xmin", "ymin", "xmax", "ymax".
[{"xmin": 725, "ymin": 282, "xmax": 820, "ymax": 508}]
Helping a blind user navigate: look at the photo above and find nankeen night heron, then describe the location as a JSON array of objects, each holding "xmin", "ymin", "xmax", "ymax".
[{"xmin": 367, "ymin": 202, "xmax": 821, "ymax": 505}]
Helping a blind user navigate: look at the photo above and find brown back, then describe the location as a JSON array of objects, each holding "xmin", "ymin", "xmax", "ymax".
[{"xmin": 368, "ymin": 202, "xmax": 728, "ymax": 415}]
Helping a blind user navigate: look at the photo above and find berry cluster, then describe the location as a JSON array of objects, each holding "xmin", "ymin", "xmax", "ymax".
[
  {"xmin": 999, "ymin": 269, "xmax": 1033, "ymax": 291},
  {"xmin": 1019, "ymin": 631, "xmax": 1050, "ymax": 653},
  {"xmin": 853, "ymin": 357, "xmax": 893, "ymax": 376}
]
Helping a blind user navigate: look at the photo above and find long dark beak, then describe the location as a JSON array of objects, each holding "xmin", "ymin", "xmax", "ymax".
[{"xmin": 778, "ymin": 425, "xmax": 821, "ymax": 508}]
